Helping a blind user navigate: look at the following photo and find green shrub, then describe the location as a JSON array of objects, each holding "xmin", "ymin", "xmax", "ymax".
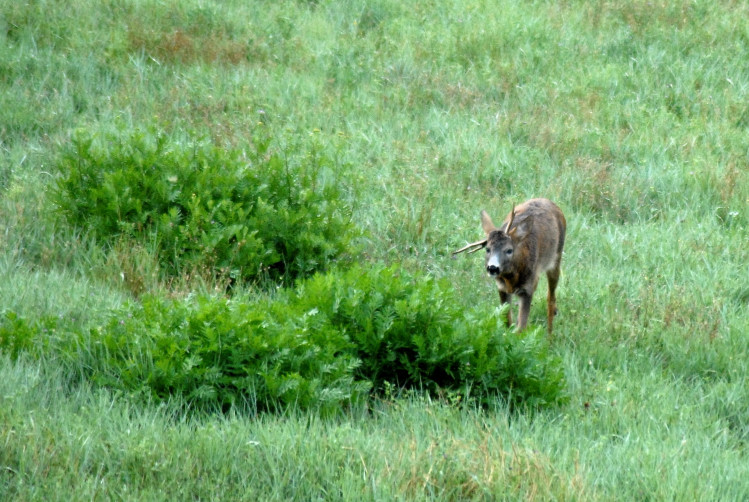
[
  {"xmin": 53, "ymin": 127, "xmax": 356, "ymax": 285},
  {"xmin": 86, "ymin": 295, "xmax": 370, "ymax": 414},
  {"xmin": 0, "ymin": 301, "xmax": 369, "ymax": 415},
  {"xmin": 0, "ymin": 264, "xmax": 566, "ymax": 413},
  {"xmin": 288, "ymin": 265, "xmax": 567, "ymax": 407}
]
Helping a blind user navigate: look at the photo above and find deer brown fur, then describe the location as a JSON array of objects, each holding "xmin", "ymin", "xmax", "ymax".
[{"xmin": 454, "ymin": 198, "xmax": 566, "ymax": 334}]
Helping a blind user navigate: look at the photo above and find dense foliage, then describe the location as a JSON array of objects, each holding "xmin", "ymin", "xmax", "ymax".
[
  {"xmin": 290, "ymin": 265, "xmax": 566, "ymax": 406},
  {"xmin": 0, "ymin": 265, "xmax": 566, "ymax": 413},
  {"xmin": 53, "ymin": 128, "xmax": 356, "ymax": 285}
]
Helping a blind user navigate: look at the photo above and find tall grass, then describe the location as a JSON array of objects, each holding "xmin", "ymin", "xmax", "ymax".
[{"xmin": 1, "ymin": 0, "xmax": 747, "ymax": 499}]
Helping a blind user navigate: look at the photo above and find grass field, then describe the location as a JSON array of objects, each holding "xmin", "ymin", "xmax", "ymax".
[{"xmin": 1, "ymin": 0, "xmax": 748, "ymax": 499}]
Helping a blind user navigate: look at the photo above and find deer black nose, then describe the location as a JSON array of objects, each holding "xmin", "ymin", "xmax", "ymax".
[{"xmin": 486, "ymin": 264, "xmax": 500, "ymax": 276}]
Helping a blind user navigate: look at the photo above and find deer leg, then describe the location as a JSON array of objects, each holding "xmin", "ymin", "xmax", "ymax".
[
  {"xmin": 516, "ymin": 293, "xmax": 532, "ymax": 331},
  {"xmin": 499, "ymin": 291, "xmax": 512, "ymax": 327},
  {"xmin": 546, "ymin": 267, "xmax": 560, "ymax": 335}
]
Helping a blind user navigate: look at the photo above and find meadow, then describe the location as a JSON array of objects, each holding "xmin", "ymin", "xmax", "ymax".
[{"xmin": 1, "ymin": 0, "xmax": 748, "ymax": 499}]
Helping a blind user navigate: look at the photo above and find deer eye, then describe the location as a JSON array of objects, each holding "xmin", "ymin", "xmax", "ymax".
[
  {"xmin": 485, "ymin": 248, "xmax": 490, "ymax": 254},
  {"xmin": 505, "ymin": 248, "xmax": 513, "ymax": 255}
]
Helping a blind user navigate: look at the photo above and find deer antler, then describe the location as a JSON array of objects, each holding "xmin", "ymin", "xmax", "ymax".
[
  {"xmin": 506, "ymin": 205, "xmax": 516, "ymax": 232},
  {"xmin": 452, "ymin": 239, "xmax": 488, "ymax": 256}
]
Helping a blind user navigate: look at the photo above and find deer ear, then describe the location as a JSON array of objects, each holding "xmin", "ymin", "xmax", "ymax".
[
  {"xmin": 508, "ymin": 218, "xmax": 533, "ymax": 240},
  {"xmin": 480, "ymin": 210, "xmax": 497, "ymax": 235}
]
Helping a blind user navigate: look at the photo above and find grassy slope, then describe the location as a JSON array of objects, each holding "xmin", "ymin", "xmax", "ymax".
[{"xmin": 1, "ymin": 0, "xmax": 748, "ymax": 499}]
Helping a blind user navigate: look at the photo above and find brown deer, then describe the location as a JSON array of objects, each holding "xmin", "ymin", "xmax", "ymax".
[{"xmin": 453, "ymin": 198, "xmax": 566, "ymax": 334}]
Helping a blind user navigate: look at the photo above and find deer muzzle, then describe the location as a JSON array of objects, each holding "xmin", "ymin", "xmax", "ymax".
[{"xmin": 486, "ymin": 254, "xmax": 501, "ymax": 276}]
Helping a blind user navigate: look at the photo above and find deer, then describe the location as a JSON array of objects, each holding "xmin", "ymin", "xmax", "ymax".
[{"xmin": 453, "ymin": 198, "xmax": 566, "ymax": 334}]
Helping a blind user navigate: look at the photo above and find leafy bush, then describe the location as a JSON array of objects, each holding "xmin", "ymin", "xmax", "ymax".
[
  {"xmin": 53, "ymin": 127, "xmax": 356, "ymax": 285},
  {"xmin": 288, "ymin": 265, "xmax": 567, "ymax": 407},
  {"xmin": 0, "ymin": 265, "xmax": 566, "ymax": 413},
  {"xmin": 87, "ymin": 295, "xmax": 370, "ymax": 414},
  {"xmin": 0, "ymin": 300, "xmax": 369, "ymax": 415}
]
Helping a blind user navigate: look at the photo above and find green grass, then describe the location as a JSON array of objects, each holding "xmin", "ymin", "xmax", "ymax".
[{"xmin": 1, "ymin": 0, "xmax": 748, "ymax": 499}]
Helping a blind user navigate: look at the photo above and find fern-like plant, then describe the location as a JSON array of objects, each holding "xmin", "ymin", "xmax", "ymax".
[{"xmin": 53, "ymin": 126, "xmax": 356, "ymax": 285}]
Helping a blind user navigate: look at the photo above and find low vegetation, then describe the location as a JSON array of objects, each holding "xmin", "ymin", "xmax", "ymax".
[
  {"xmin": 0, "ymin": 264, "xmax": 565, "ymax": 415},
  {"xmin": 53, "ymin": 127, "xmax": 357, "ymax": 288}
]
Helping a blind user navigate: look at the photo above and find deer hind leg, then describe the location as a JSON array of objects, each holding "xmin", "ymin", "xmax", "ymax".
[{"xmin": 546, "ymin": 267, "xmax": 560, "ymax": 335}]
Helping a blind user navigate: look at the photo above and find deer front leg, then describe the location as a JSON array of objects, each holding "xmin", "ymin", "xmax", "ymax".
[
  {"xmin": 499, "ymin": 291, "xmax": 512, "ymax": 327},
  {"xmin": 516, "ymin": 293, "xmax": 532, "ymax": 331}
]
